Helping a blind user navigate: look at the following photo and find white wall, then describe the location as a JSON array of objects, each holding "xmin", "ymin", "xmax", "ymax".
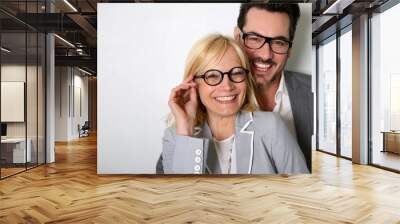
[
  {"xmin": 55, "ymin": 67, "xmax": 89, "ymax": 141},
  {"xmin": 1, "ymin": 65, "xmax": 37, "ymax": 137},
  {"xmin": 72, "ymin": 73, "xmax": 89, "ymax": 138},
  {"xmin": 98, "ymin": 3, "xmax": 312, "ymax": 174},
  {"xmin": 55, "ymin": 67, "xmax": 70, "ymax": 141}
]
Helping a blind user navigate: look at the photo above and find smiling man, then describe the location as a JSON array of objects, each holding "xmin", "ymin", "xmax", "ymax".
[{"xmin": 234, "ymin": 3, "xmax": 313, "ymax": 171}]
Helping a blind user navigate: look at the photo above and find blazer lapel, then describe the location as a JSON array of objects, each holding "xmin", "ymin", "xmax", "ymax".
[
  {"xmin": 235, "ymin": 111, "xmax": 254, "ymax": 174},
  {"xmin": 200, "ymin": 123, "xmax": 221, "ymax": 174}
]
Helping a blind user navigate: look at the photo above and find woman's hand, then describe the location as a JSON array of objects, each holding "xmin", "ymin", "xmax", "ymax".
[{"xmin": 168, "ymin": 74, "xmax": 198, "ymax": 136}]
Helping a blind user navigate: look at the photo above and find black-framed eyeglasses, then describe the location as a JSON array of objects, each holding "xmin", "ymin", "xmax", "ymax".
[
  {"xmin": 240, "ymin": 29, "xmax": 292, "ymax": 54},
  {"xmin": 194, "ymin": 66, "xmax": 249, "ymax": 86}
]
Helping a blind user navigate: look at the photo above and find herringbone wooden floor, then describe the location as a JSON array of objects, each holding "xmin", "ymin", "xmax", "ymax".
[{"xmin": 1, "ymin": 134, "xmax": 400, "ymax": 224}]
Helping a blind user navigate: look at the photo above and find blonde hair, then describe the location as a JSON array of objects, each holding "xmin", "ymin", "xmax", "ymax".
[{"xmin": 168, "ymin": 34, "xmax": 258, "ymax": 127}]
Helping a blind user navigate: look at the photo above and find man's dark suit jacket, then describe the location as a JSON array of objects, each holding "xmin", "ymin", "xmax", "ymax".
[{"xmin": 284, "ymin": 71, "xmax": 313, "ymax": 171}]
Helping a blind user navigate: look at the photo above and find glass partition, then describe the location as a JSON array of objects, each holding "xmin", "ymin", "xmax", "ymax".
[
  {"xmin": 1, "ymin": 31, "xmax": 28, "ymax": 178},
  {"xmin": 317, "ymin": 36, "xmax": 337, "ymax": 155},
  {"xmin": 38, "ymin": 32, "xmax": 45, "ymax": 165},
  {"xmin": 0, "ymin": 1, "xmax": 46, "ymax": 179},
  {"xmin": 371, "ymin": 3, "xmax": 400, "ymax": 171},
  {"xmin": 339, "ymin": 28, "xmax": 352, "ymax": 158},
  {"xmin": 27, "ymin": 31, "xmax": 38, "ymax": 169}
]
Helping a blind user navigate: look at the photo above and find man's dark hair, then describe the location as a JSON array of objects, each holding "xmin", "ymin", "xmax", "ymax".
[{"xmin": 237, "ymin": 3, "xmax": 300, "ymax": 41}]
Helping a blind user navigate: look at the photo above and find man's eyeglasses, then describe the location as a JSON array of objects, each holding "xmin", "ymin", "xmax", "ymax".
[
  {"xmin": 194, "ymin": 67, "xmax": 249, "ymax": 86},
  {"xmin": 240, "ymin": 30, "xmax": 292, "ymax": 54}
]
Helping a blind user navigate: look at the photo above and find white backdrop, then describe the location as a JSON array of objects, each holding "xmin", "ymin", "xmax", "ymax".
[{"xmin": 97, "ymin": 3, "xmax": 311, "ymax": 174}]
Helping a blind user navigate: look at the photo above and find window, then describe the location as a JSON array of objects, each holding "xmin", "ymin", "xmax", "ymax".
[
  {"xmin": 318, "ymin": 36, "xmax": 337, "ymax": 154},
  {"xmin": 371, "ymin": 2, "xmax": 400, "ymax": 171},
  {"xmin": 339, "ymin": 28, "xmax": 352, "ymax": 158}
]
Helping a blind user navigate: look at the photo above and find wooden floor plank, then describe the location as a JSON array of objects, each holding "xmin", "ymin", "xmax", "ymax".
[{"xmin": 0, "ymin": 134, "xmax": 400, "ymax": 223}]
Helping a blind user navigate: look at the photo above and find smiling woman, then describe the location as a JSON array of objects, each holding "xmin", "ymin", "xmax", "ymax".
[{"xmin": 157, "ymin": 34, "xmax": 309, "ymax": 175}]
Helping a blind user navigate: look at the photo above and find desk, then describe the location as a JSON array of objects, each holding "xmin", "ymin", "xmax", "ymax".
[
  {"xmin": 381, "ymin": 131, "xmax": 400, "ymax": 154},
  {"xmin": 1, "ymin": 138, "xmax": 31, "ymax": 163}
]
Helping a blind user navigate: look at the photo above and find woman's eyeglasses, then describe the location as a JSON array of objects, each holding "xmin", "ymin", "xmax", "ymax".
[{"xmin": 194, "ymin": 66, "xmax": 249, "ymax": 86}]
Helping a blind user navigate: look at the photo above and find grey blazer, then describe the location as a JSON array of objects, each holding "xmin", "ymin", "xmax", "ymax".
[
  {"xmin": 285, "ymin": 71, "xmax": 313, "ymax": 171},
  {"xmin": 159, "ymin": 111, "xmax": 309, "ymax": 174}
]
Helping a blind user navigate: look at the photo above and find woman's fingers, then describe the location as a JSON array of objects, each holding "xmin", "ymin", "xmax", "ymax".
[
  {"xmin": 169, "ymin": 75, "xmax": 198, "ymax": 116},
  {"xmin": 169, "ymin": 83, "xmax": 196, "ymax": 105},
  {"xmin": 169, "ymin": 77, "xmax": 198, "ymax": 134},
  {"xmin": 183, "ymin": 73, "xmax": 195, "ymax": 83},
  {"xmin": 173, "ymin": 83, "xmax": 196, "ymax": 98}
]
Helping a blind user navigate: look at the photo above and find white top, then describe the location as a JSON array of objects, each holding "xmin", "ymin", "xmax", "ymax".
[
  {"xmin": 273, "ymin": 72, "xmax": 297, "ymax": 140},
  {"xmin": 214, "ymin": 135, "xmax": 236, "ymax": 174}
]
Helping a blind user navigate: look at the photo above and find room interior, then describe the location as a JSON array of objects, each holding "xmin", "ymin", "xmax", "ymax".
[{"xmin": 0, "ymin": 0, "xmax": 399, "ymax": 222}]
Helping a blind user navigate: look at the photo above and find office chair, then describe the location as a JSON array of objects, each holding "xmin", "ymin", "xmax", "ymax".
[{"xmin": 79, "ymin": 121, "xmax": 90, "ymax": 138}]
